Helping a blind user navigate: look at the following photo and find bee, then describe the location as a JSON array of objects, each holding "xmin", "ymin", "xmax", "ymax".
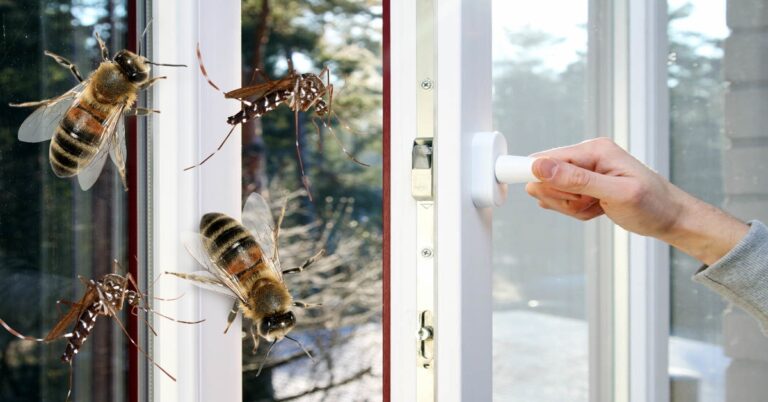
[
  {"xmin": 0, "ymin": 261, "xmax": 203, "ymax": 402},
  {"xmin": 9, "ymin": 32, "xmax": 184, "ymax": 191},
  {"xmin": 185, "ymin": 44, "xmax": 370, "ymax": 199},
  {"xmin": 168, "ymin": 192, "xmax": 325, "ymax": 374}
]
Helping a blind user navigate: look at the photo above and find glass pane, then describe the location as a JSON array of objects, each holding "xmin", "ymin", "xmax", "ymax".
[
  {"xmin": 0, "ymin": 2, "xmax": 130, "ymax": 402},
  {"xmin": 491, "ymin": 1, "xmax": 589, "ymax": 400},
  {"xmin": 668, "ymin": 1, "xmax": 768, "ymax": 401},
  {"xmin": 238, "ymin": 1, "xmax": 383, "ymax": 400}
]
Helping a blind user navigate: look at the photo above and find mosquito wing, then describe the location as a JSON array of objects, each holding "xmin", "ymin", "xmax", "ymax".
[
  {"xmin": 224, "ymin": 76, "xmax": 294, "ymax": 101},
  {"xmin": 182, "ymin": 231, "xmax": 248, "ymax": 303},
  {"xmin": 45, "ymin": 286, "xmax": 98, "ymax": 341},
  {"xmin": 16, "ymin": 82, "xmax": 87, "ymax": 143},
  {"xmin": 77, "ymin": 105, "xmax": 126, "ymax": 191}
]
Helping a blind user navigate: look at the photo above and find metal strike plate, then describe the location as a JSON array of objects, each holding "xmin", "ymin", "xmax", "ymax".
[
  {"xmin": 412, "ymin": 139, "xmax": 434, "ymax": 200},
  {"xmin": 418, "ymin": 310, "xmax": 435, "ymax": 367}
]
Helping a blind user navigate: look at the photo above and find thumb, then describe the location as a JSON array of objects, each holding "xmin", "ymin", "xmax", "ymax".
[{"xmin": 532, "ymin": 157, "xmax": 621, "ymax": 200}]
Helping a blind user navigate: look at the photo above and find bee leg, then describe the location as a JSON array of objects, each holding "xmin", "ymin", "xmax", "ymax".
[
  {"xmin": 282, "ymin": 249, "xmax": 326, "ymax": 275},
  {"xmin": 94, "ymin": 31, "xmax": 109, "ymax": 61},
  {"xmin": 43, "ymin": 51, "xmax": 83, "ymax": 82},
  {"xmin": 249, "ymin": 325, "xmax": 260, "ymax": 353},
  {"xmin": 293, "ymin": 301, "xmax": 322, "ymax": 309},
  {"xmin": 223, "ymin": 300, "xmax": 239, "ymax": 334},
  {"xmin": 139, "ymin": 76, "xmax": 167, "ymax": 91},
  {"xmin": 127, "ymin": 108, "xmax": 160, "ymax": 116}
]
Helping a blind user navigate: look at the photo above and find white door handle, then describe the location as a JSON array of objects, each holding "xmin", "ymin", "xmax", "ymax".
[{"xmin": 471, "ymin": 131, "xmax": 539, "ymax": 208}]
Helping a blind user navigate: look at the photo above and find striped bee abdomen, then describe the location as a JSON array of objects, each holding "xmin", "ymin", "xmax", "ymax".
[
  {"xmin": 61, "ymin": 302, "xmax": 100, "ymax": 363},
  {"xmin": 200, "ymin": 213, "xmax": 265, "ymax": 278},
  {"xmin": 49, "ymin": 100, "xmax": 109, "ymax": 177}
]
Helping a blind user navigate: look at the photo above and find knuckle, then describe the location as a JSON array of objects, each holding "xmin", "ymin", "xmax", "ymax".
[{"xmin": 565, "ymin": 168, "xmax": 591, "ymax": 191}]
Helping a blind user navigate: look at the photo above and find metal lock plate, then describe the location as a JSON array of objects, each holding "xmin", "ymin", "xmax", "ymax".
[{"xmin": 411, "ymin": 139, "xmax": 434, "ymax": 200}]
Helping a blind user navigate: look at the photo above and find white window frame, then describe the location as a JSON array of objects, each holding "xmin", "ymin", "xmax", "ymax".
[
  {"xmin": 390, "ymin": 0, "xmax": 493, "ymax": 401},
  {"xmin": 148, "ymin": 1, "xmax": 242, "ymax": 401},
  {"xmin": 392, "ymin": 1, "xmax": 671, "ymax": 402}
]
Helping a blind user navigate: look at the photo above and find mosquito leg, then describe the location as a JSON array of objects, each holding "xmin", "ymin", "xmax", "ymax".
[
  {"xmin": 0, "ymin": 319, "xmax": 45, "ymax": 342},
  {"xmin": 282, "ymin": 249, "xmax": 326, "ymax": 275},
  {"xmin": 94, "ymin": 31, "xmax": 109, "ymax": 61},
  {"xmin": 223, "ymin": 300, "xmax": 239, "ymax": 334},
  {"xmin": 135, "ymin": 305, "xmax": 205, "ymax": 326},
  {"xmin": 130, "ymin": 306, "xmax": 159, "ymax": 336},
  {"xmin": 196, "ymin": 43, "xmax": 223, "ymax": 93},
  {"xmin": 248, "ymin": 67, "xmax": 272, "ymax": 85},
  {"xmin": 293, "ymin": 110, "xmax": 313, "ymax": 201},
  {"xmin": 183, "ymin": 124, "xmax": 239, "ymax": 171},
  {"xmin": 44, "ymin": 51, "xmax": 83, "ymax": 82},
  {"xmin": 104, "ymin": 302, "xmax": 177, "ymax": 382},
  {"xmin": 316, "ymin": 118, "xmax": 370, "ymax": 167}
]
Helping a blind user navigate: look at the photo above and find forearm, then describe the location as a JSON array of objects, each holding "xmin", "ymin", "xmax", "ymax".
[{"xmin": 658, "ymin": 184, "xmax": 750, "ymax": 265}]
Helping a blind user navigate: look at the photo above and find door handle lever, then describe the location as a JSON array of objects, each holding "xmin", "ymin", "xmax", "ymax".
[{"xmin": 471, "ymin": 131, "xmax": 539, "ymax": 208}]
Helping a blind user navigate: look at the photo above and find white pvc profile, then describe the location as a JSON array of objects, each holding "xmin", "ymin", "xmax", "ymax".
[
  {"xmin": 627, "ymin": 0, "xmax": 670, "ymax": 401},
  {"xmin": 389, "ymin": 0, "xmax": 419, "ymax": 400},
  {"xmin": 151, "ymin": 1, "xmax": 241, "ymax": 401},
  {"xmin": 434, "ymin": 0, "xmax": 493, "ymax": 400}
]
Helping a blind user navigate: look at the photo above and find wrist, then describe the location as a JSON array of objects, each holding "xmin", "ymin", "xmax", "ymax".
[{"xmin": 660, "ymin": 186, "xmax": 749, "ymax": 265}]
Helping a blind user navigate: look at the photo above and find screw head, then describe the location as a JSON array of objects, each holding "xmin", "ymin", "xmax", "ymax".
[
  {"xmin": 421, "ymin": 248, "xmax": 433, "ymax": 258},
  {"xmin": 420, "ymin": 79, "xmax": 433, "ymax": 90}
]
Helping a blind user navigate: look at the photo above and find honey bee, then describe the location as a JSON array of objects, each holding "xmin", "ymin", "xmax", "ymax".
[
  {"xmin": 168, "ymin": 192, "xmax": 324, "ymax": 373},
  {"xmin": 9, "ymin": 32, "xmax": 184, "ymax": 190},
  {"xmin": 0, "ymin": 261, "xmax": 203, "ymax": 402},
  {"xmin": 186, "ymin": 44, "xmax": 370, "ymax": 199}
]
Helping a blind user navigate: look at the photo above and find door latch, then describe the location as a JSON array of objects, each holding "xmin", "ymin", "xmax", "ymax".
[
  {"xmin": 411, "ymin": 139, "xmax": 434, "ymax": 200},
  {"xmin": 418, "ymin": 310, "xmax": 435, "ymax": 368}
]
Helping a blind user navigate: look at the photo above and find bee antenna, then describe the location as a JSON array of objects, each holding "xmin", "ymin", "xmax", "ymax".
[
  {"xmin": 255, "ymin": 340, "xmax": 279, "ymax": 377},
  {"xmin": 138, "ymin": 20, "xmax": 153, "ymax": 56},
  {"xmin": 285, "ymin": 335, "xmax": 315, "ymax": 363},
  {"xmin": 145, "ymin": 60, "xmax": 187, "ymax": 68}
]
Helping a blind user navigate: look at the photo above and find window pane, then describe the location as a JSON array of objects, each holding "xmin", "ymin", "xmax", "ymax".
[
  {"xmin": 668, "ymin": 1, "xmax": 768, "ymax": 401},
  {"xmin": 491, "ymin": 1, "xmax": 589, "ymax": 400},
  {"xmin": 0, "ymin": 2, "xmax": 130, "ymax": 402},
  {"xmin": 238, "ymin": 1, "xmax": 383, "ymax": 400}
]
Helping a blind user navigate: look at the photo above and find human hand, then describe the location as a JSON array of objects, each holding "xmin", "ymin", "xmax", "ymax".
[{"xmin": 525, "ymin": 138, "xmax": 748, "ymax": 264}]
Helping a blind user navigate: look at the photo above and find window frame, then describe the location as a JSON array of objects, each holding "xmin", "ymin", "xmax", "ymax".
[{"xmin": 148, "ymin": 1, "xmax": 242, "ymax": 401}]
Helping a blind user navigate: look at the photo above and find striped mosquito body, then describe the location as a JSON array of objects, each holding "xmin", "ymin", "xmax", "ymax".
[
  {"xmin": 0, "ymin": 265, "xmax": 202, "ymax": 401},
  {"xmin": 188, "ymin": 45, "xmax": 369, "ymax": 198},
  {"xmin": 61, "ymin": 275, "xmax": 138, "ymax": 363}
]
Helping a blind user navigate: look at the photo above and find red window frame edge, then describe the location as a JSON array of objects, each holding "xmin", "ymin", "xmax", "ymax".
[
  {"xmin": 383, "ymin": 0, "xmax": 391, "ymax": 400},
  {"xmin": 127, "ymin": 1, "xmax": 139, "ymax": 401}
]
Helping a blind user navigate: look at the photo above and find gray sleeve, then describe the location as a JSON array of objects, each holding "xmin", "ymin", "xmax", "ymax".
[{"xmin": 693, "ymin": 220, "xmax": 768, "ymax": 333}]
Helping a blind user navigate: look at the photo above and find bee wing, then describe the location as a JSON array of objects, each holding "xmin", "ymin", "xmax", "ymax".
[
  {"xmin": 241, "ymin": 192, "xmax": 277, "ymax": 261},
  {"xmin": 167, "ymin": 270, "xmax": 238, "ymax": 299},
  {"xmin": 182, "ymin": 231, "xmax": 249, "ymax": 304},
  {"xmin": 17, "ymin": 82, "xmax": 87, "ymax": 143},
  {"xmin": 77, "ymin": 105, "xmax": 126, "ymax": 191},
  {"xmin": 108, "ymin": 114, "xmax": 128, "ymax": 189}
]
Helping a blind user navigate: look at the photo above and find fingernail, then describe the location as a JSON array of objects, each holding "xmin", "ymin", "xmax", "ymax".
[{"xmin": 534, "ymin": 158, "xmax": 557, "ymax": 180}]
